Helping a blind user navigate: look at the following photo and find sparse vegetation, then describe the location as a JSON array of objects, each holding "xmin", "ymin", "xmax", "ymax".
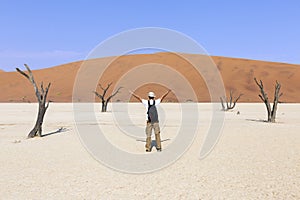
[
  {"xmin": 16, "ymin": 64, "xmax": 51, "ymax": 138},
  {"xmin": 220, "ymin": 90, "xmax": 243, "ymax": 111},
  {"xmin": 254, "ymin": 78, "xmax": 283, "ymax": 123},
  {"xmin": 21, "ymin": 96, "xmax": 30, "ymax": 103},
  {"xmin": 93, "ymin": 82, "xmax": 122, "ymax": 112}
]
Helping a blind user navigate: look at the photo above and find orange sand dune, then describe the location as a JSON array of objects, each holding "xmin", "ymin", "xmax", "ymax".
[{"xmin": 0, "ymin": 53, "xmax": 299, "ymax": 102}]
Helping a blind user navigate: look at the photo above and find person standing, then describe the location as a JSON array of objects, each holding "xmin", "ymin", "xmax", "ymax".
[{"xmin": 130, "ymin": 90, "xmax": 171, "ymax": 152}]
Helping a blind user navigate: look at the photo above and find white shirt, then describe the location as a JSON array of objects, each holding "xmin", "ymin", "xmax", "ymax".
[
  {"xmin": 141, "ymin": 99, "xmax": 161, "ymax": 120},
  {"xmin": 142, "ymin": 98, "xmax": 161, "ymax": 109}
]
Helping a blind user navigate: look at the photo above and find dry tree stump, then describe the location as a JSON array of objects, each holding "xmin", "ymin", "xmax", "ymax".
[
  {"xmin": 93, "ymin": 82, "xmax": 122, "ymax": 112},
  {"xmin": 16, "ymin": 64, "xmax": 51, "ymax": 138},
  {"xmin": 254, "ymin": 77, "xmax": 283, "ymax": 123},
  {"xmin": 220, "ymin": 90, "xmax": 243, "ymax": 111}
]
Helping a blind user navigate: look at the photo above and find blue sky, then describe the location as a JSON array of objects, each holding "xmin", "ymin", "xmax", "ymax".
[{"xmin": 0, "ymin": 0, "xmax": 299, "ymax": 71}]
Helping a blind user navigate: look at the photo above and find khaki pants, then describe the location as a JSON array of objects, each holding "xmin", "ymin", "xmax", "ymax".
[{"xmin": 145, "ymin": 122, "xmax": 161, "ymax": 150}]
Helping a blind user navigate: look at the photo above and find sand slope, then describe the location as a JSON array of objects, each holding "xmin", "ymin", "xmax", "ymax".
[{"xmin": 0, "ymin": 53, "xmax": 300, "ymax": 102}]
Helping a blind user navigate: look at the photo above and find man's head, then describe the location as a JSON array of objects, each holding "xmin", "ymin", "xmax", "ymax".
[{"xmin": 148, "ymin": 91, "xmax": 155, "ymax": 99}]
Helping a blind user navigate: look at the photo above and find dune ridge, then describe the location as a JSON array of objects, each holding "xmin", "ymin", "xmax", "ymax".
[{"xmin": 0, "ymin": 53, "xmax": 299, "ymax": 102}]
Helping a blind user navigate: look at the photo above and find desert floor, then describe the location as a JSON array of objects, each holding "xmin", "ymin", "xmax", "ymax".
[{"xmin": 0, "ymin": 103, "xmax": 299, "ymax": 199}]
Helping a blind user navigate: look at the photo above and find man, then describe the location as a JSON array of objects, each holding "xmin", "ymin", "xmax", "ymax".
[{"xmin": 130, "ymin": 90, "xmax": 171, "ymax": 152}]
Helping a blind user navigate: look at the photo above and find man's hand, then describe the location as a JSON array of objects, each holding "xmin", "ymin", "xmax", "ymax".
[
  {"xmin": 161, "ymin": 89, "xmax": 172, "ymax": 101},
  {"xmin": 128, "ymin": 89, "xmax": 134, "ymax": 95},
  {"xmin": 129, "ymin": 89, "xmax": 142, "ymax": 102}
]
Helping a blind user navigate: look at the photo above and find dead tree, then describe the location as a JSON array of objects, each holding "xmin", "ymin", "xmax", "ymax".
[
  {"xmin": 16, "ymin": 64, "xmax": 51, "ymax": 138},
  {"xmin": 220, "ymin": 90, "xmax": 243, "ymax": 111},
  {"xmin": 254, "ymin": 78, "xmax": 283, "ymax": 123},
  {"xmin": 93, "ymin": 82, "xmax": 122, "ymax": 112}
]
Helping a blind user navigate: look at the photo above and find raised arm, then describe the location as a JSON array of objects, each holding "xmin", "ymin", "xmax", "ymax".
[
  {"xmin": 129, "ymin": 90, "xmax": 142, "ymax": 102},
  {"xmin": 160, "ymin": 89, "xmax": 171, "ymax": 102}
]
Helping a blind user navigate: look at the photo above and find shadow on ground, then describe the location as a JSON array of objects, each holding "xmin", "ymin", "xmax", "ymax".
[
  {"xmin": 42, "ymin": 127, "xmax": 70, "ymax": 137},
  {"xmin": 136, "ymin": 138, "xmax": 171, "ymax": 151},
  {"xmin": 246, "ymin": 119, "xmax": 268, "ymax": 123}
]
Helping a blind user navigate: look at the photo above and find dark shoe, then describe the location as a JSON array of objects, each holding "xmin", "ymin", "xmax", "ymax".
[
  {"xmin": 157, "ymin": 148, "xmax": 162, "ymax": 152},
  {"xmin": 146, "ymin": 149, "xmax": 151, "ymax": 152}
]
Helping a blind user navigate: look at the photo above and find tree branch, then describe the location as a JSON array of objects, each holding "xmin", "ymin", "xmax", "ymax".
[
  {"xmin": 99, "ymin": 82, "xmax": 113, "ymax": 99},
  {"xmin": 44, "ymin": 83, "xmax": 51, "ymax": 103},
  {"xmin": 107, "ymin": 87, "xmax": 123, "ymax": 102},
  {"xmin": 93, "ymin": 91, "xmax": 104, "ymax": 101},
  {"xmin": 41, "ymin": 82, "xmax": 45, "ymax": 95},
  {"xmin": 220, "ymin": 97, "xmax": 226, "ymax": 111},
  {"xmin": 221, "ymin": 90, "xmax": 243, "ymax": 111},
  {"xmin": 16, "ymin": 68, "xmax": 29, "ymax": 79},
  {"xmin": 98, "ymin": 83, "xmax": 105, "ymax": 91},
  {"xmin": 16, "ymin": 65, "xmax": 41, "ymax": 101},
  {"xmin": 229, "ymin": 90, "xmax": 233, "ymax": 106},
  {"xmin": 235, "ymin": 94, "xmax": 243, "ymax": 102}
]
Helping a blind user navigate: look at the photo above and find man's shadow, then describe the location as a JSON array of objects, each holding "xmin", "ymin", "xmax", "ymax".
[{"xmin": 136, "ymin": 138, "xmax": 171, "ymax": 151}]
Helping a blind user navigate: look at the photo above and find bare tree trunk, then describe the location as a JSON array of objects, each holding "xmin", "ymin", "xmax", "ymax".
[
  {"xmin": 102, "ymin": 101, "xmax": 108, "ymax": 112},
  {"xmin": 220, "ymin": 97, "xmax": 226, "ymax": 111},
  {"xmin": 254, "ymin": 78, "xmax": 282, "ymax": 123},
  {"xmin": 93, "ymin": 82, "xmax": 122, "ymax": 112},
  {"xmin": 270, "ymin": 81, "xmax": 282, "ymax": 123},
  {"xmin": 28, "ymin": 103, "xmax": 48, "ymax": 137},
  {"xmin": 220, "ymin": 90, "xmax": 242, "ymax": 111},
  {"xmin": 16, "ymin": 64, "xmax": 51, "ymax": 138}
]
